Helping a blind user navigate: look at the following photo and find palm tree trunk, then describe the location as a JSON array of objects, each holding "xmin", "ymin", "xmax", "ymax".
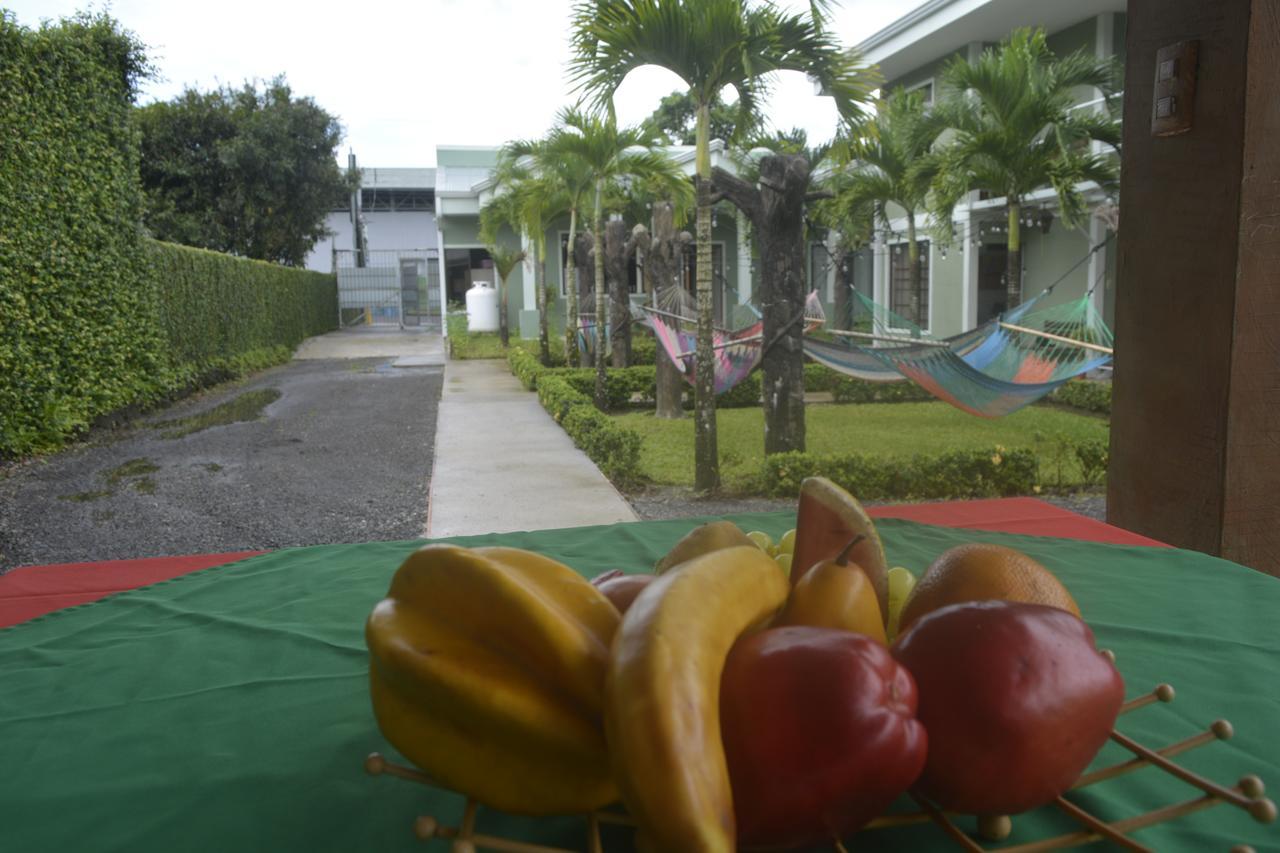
[
  {"xmin": 906, "ymin": 212, "xmax": 922, "ymax": 331},
  {"xmin": 498, "ymin": 271, "xmax": 510, "ymax": 348},
  {"xmin": 650, "ymin": 201, "xmax": 684, "ymax": 419},
  {"xmin": 535, "ymin": 237, "xmax": 550, "ymax": 365},
  {"xmin": 593, "ymin": 181, "xmax": 609, "ymax": 410},
  {"xmin": 693, "ymin": 102, "xmax": 719, "ymax": 492},
  {"xmin": 565, "ymin": 207, "xmax": 579, "ymax": 365},
  {"xmin": 1006, "ymin": 199, "xmax": 1022, "ymax": 310}
]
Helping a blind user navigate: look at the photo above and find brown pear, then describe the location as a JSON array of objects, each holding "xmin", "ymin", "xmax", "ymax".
[{"xmin": 654, "ymin": 520, "xmax": 755, "ymax": 574}]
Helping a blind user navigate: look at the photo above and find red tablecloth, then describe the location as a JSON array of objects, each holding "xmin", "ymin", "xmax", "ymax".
[{"xmin": 0, "ymin": 498, "xmax": 1165, "ymax": 629}]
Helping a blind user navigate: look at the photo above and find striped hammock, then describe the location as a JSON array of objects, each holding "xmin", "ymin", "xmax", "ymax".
[
  {"xmin": 643, "ymin": 291, "xmax": 826, "ymax": 395},
  {"xmin": 805, "ymin": 291, "xmax": 1112, "ymax": 418}
]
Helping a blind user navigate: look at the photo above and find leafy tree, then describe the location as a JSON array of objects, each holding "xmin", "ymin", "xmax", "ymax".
[
  {"xmin": 827, "ymin": 87, "xmax": 938, "ymax": 327},
  {"xmin": 504, "ymin": 122, "xmax": 593, "ymax": 366},
  {"xmin": 928, "ymin": 28, "xmax": 1120, "ymax": 309},
  {"xmin": 573, "ymin": 0, "xmax": 880, "ymax": 484},
  {"xmin": 571, "ymin": 0, "xmax": 876, "ymax": 491},
  {"xmin": 485, "ymin": 244, "xmax": 526, "ymax": 347},
  {"xmin": 539, "ymin": 107, "xmax": 685, "ymax": 410},
  {"xmin": 482, "ymin": 161, "xmax": 569, "ymax": 365},
  {"xmin": 644, "ymin": 90, "xmax": 741, "ymax": 145},
  {"xmin": 136, "ymin": 76, "xmax": 354, "ymax": 266}
]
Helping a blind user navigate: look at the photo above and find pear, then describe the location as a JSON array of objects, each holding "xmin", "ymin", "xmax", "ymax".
[{"xmin": 654, "ymin": 520, "xmax": 756, "ymax": 574}]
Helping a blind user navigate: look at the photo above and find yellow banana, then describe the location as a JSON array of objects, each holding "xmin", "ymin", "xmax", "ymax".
[
  {"xmin": 605, "ymin": 544, "xmax": 790, "ymax": 852},
  {"xmin": 366, "ymin": 544, "xmax": 620, "ymax": 815}
]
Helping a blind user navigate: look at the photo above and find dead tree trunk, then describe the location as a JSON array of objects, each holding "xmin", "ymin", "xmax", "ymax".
[
  {"xmin": 712, "ymin": 154, "xmax": 815, "ymax": 455},
  {"xmin": 604, "ymin": 219, "xmax": 641, "ymax": 369},
  {"xmin": 637, "ymin": 201, "xmax": 689, "ymax": 418},
  {"xmin": 573, "ymin": 232, "xmax": 594, "ymax": 368}
]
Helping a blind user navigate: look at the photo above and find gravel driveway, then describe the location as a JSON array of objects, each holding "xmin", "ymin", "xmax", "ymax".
[{"xmin": 0, "ymin": 358, "xmax": 442, "ymax": 571}]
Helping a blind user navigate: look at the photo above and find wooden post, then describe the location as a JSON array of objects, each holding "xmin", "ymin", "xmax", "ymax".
[{"xmin": 1109, "ymin": 0, "xmax": 1280, "ymax": 576}]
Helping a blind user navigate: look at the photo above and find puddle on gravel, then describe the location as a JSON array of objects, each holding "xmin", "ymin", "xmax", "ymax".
[
  {"xmin": 151, "ymin": 388, "xmax": 282, "ymax": 439},
  {"xmin": 59, "ymin": 489, "xmax": 112, "ymax": 502},
  {"xmin": 105, "ymin": 458, "xmax": 159, "ymax": 484}
]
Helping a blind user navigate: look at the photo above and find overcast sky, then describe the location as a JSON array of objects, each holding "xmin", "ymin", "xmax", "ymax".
[{"xmin": 8, "ymin": 0, "xmax": 921, "ymax": 166}]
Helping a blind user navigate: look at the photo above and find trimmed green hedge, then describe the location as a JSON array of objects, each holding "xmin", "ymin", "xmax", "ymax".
[
  {"xmin": 1048, "ymin": 380, "xmax": 1111, "ymax": 415},
  {"xmin": 509, "ymin": 348, "xmax": 644, "ymax": 485},
  {"xmin": 762, "ymin": 447, "xmax": 1040, "ymax": 500},
  {"xmin": 148, "ymin": 241, "xmax": 336, "ymax": 387},
  {"xmin": 0, "ymin": 15, "xmax": 336, "ymax": 457},
  {"xmin": 1, "ymin": 14, "xmax": 163, "ymax": 455}
]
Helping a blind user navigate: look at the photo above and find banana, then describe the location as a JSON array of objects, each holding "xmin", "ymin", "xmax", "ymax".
[
  {"xmin": 605, "ymin": 545, "xmax": 790, "ymax": 852},
  {"xmin": 366, "ymin": 544, "xmax": 621, "ymax": 815}
]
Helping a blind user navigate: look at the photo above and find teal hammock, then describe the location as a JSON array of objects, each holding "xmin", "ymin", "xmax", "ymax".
[{"xmin": 804, "ymin": 289, "xmax": 1113, "ymax": 418}]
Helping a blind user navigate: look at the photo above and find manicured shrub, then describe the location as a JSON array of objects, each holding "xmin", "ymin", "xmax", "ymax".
[
  {"xmin": 1073, "ymin": 439, "xmax": 1110, "ymax": 486},
  {"xmin": 535, "ymin": 374, "xmax": 643, "ymax": 486},
  {"xmin": 1048, "ymin": 380, "xmax": 1111, "ymax": 415},
  {"xmin": 0, "ymin": 16, "xmax": 337, "ymax": 457},
  {"xmin": 1, "ymin": 14, "xmax": 161, "ymax": 455},
  {"xmin": 762, "ymin": 447, "xmax": 1040, "ymax": 500},
  {"xmin": 147, "ymin": 242, "xmax": 335, "ymax": 384}
]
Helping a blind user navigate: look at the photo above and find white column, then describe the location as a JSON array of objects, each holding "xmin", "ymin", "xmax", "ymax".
[
  {"xmin": 960, "ymin": 215, "xmax": 979, "ymax": 330},
  {"xmin": 1093, "ymin": 13, "xmax": 1116, "ymax": 157},
  {"xmin": 1087, "ymin": 215, "xmax": 1107, "ymax": 319},
  {"xmin": 521, "ymin": 230, "xmax": 535, "ymax": 316},
  {"xmin": 436, "ymin": 224, "xmax": 449, "ymax": 335},
  {"xmin": 872, "ymin": 233, "xmax": 887, "ymax": 319},
  {"xmin": 736, "ymin": 209, "xmax": 752, "ymax": 304}
]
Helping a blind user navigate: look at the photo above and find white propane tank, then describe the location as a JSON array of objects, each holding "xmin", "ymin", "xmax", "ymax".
[{"xmin": 465, "ymin": 283, "xmax": 499, "ymax": 332}]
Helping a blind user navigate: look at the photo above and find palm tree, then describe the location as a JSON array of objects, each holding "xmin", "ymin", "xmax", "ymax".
[
  {"xmin": 928, "ymin": 28, "xmax": 1120, "ymax": 310},
  {"xmin": 827, "ymin": 87, "xmax": 937, "ymax": 328},
  {"xmin": 542, "ymin": 106, "xmax": 685, "ymax": 410},
  {"xmin": 570, "ymin": 0, "xmax": 876, "ymax": 491},
  {"xmin": 481, "ymin": 163, "xmax": 569, "ymax": 365},
  {"xmin": 508, "ymin": 124, "xmax": 594, "ymax": 365},
  {"xmin": 485, "ymin": 244, "xmax": 526, "ymax": 347}
]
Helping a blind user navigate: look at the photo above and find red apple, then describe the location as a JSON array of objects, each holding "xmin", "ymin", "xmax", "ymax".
[
  {"xmin": 590, "ymin": 571, "xmax": 655, "ymax": 615},
  {"xmin": 720, "ymin": 626, "xmax": 927, "ymax": 849},
  {"xmin": 892, "ymin": 600, "xmax": 1124, "ymax": 816}
]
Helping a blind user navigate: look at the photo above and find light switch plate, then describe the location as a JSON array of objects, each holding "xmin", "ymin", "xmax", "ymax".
[{"xmin": 1152, "ymin": 40, "xmax": 1198, "ymax": 136}]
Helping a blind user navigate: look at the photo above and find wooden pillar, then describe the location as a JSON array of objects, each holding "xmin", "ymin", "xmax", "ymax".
[{"xmin": 1109, "ymin": 0, "xmax": 1280, "ymax": 575}]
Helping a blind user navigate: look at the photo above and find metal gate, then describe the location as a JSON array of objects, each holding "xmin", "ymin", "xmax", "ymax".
[{"xmin": 334, "ymin": 249, "xmax": 441, "ymax": 328}]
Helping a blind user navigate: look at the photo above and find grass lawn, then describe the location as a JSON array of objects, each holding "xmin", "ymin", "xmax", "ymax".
[{"xmin": 613, "ymin": 401, "xmax": 1109, "ymax": 493}]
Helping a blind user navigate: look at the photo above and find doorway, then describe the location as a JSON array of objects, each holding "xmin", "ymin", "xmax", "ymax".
[{"xmin": 978, "ymin": 244, "xmax": 1008, "ymax": 323}]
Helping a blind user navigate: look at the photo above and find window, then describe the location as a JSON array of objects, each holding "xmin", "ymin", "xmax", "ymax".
[
  {"xmin": 907, "ymin": 79, "xmax": 934, "ymax": 105},
  {"xmin": 809, "ymin": 242, "xmax": 833, "ymax": 297},
  {"xmin": 889, "ymin": 240, "xmax": 929, "ymax": 328},
  {"xmin": 360, "ymin": 188, "xmax": 434, "ymax": 212}
]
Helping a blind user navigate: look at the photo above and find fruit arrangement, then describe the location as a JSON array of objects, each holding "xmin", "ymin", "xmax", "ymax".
[{"xmin": 363, "ymin": 478, "xmax": 1276, "ymax": 851}]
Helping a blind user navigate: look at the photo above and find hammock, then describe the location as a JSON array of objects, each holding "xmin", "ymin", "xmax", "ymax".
[
  {"xmin": 644, "ymin": 291, "xmax": 826, "ymax": 395},
  {"xmin": 805, "ymin": 291, "xmax": 1112, "ymax": 418}
]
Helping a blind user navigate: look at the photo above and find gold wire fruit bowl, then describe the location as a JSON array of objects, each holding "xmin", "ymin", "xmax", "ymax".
[{"xmin": 364, "ymin": 675, "xmax": 1277, "ymax": 852}]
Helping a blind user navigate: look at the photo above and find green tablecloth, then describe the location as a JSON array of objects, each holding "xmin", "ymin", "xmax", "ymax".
[{"xmin": 2, "ymin": 515, "xmax": 1278, "ymax": 852}]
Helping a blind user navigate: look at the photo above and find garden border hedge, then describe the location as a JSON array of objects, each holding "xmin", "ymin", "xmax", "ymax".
[{"xmin": 509, "ymin": 348, "xmax": 644, "ymax": 485}]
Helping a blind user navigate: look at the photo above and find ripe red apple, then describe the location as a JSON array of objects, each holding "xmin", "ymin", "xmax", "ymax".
[
  {"xmin": 720, "ymin": 626, "xmax": 927, "ymax": 849},
  {"xmin": 892, "ymin": 600, "xmax": 1124, "ymax": 816},
  {"xmin": 590, "ymin": 571, "xmax": 655, "ymax": 615}
]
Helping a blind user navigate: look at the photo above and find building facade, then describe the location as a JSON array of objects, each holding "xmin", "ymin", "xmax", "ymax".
[{"xmin": 839, "ymin": 0, "xmax": 1126, "ymax": 338}]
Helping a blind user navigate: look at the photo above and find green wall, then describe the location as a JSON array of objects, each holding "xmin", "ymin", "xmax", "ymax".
[
  {"xmin": 1019, "ymin": 223, "xmax": 1091, "ymax": 308},
  {"xmin": 929, "ymin": 242, "xmax": 965, "ymax": 337}
]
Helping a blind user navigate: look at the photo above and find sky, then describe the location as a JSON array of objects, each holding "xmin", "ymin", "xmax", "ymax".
[{"xmin": 7, "ymin": 0, "xmax": 922, "ymax": 166}]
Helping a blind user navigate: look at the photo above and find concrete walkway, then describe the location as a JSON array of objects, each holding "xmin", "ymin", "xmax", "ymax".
[
  {"xmin": 426, "ymin": 359, "xmax": 638, "ymax": 538},
  {"xmin": 294, "ymin": 324, "xmax": 445, "ymax": 365}
]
